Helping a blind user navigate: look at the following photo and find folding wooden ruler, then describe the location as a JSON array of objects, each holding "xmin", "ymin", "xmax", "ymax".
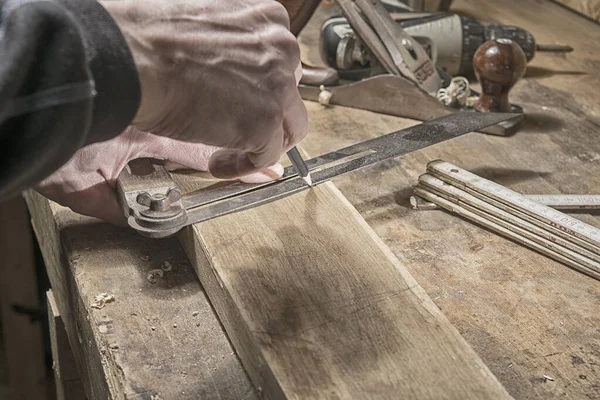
[
  {"xmin": 415, "ymin": 160, "xmax": 600, "ymax": 280},
  {"xmin": 116, "ymin": 112, "xmax": 520, "ymax": 238}
]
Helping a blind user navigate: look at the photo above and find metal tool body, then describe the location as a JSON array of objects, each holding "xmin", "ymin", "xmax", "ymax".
[
  {"xmin": 299, "ymin": 75, "xmax": 513, "ymax": 136},
  {"xmin": 117, "ymin": 112, "xmax": 520, "ymax": 238},
  {"xmin": 321, "ymin": 12, "xmax": 573, "ymax": 79},
  {"xmin": 299, "ymin": 0, "xmax": 523, "ymax": 135}
]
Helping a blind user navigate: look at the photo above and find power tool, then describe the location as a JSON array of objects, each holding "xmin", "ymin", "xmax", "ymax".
[{"xmin": 320, "ymin": 8, "xmax": 573, "ymax": 80}]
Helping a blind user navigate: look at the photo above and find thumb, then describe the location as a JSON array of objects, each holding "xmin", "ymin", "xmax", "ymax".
[{"xmin": 143, "ymin": 137, "xmax": 284, "ymax": 183}]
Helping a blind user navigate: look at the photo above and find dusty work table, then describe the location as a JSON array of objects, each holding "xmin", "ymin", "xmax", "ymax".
[{"xmin": 24, "ymin": 0, "xmax": 600, "ymax": 399}]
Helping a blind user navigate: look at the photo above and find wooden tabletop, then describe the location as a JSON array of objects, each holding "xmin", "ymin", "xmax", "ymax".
[
  {"xmin": 300, "ymin": 1, "xmax": 600, "ymax": 398},
  {"xmin": 26, "ymin": 1, "xmax": 600, "ymax": 399}
]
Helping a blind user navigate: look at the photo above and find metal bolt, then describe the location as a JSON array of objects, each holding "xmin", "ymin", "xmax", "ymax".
[{"xmin": 136, "ymin": 188, "xmax": 182, "ymax": 212}]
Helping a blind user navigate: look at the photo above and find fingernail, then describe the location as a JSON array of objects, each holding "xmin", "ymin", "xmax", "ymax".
[{"xmin": 240, "ymin": 164, "xmax": 284, "ymax": 183}]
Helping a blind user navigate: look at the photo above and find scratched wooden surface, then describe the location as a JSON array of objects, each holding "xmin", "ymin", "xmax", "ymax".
[
  {"xmin": 553, "ymin": 0, "xmax": 600, "ymax": 21},
  {"xmin": 178, "ymin": 178, "xmax": 511, "ymax": 399},
  {"xmin": 296, "ymin": 1, "xmax": 600, "ymax": 399},
  {"xmin": 23, "ymin": 0, "xmax": 600, "ymax": 398},
  {"xmin": 25, "ymin": 191, "xmax": 257, "ymax": 400}
]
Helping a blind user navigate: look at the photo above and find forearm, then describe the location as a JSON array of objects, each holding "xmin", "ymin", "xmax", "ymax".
[{"xmin": 0, "ymin": 0, "xmax": 140, "ymax": 200}]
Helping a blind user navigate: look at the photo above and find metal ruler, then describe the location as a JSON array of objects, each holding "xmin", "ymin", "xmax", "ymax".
[{"xmin": 117, "ymin": 112, "xmax": 520, "ymax": 238}]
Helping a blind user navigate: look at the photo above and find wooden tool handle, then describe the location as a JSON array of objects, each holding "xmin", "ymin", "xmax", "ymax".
[
  {"xmin": 299, "ymin": 63, "xmax": 340, "ymax": 86},
  {"xmin": 473, "ymin": 38, "xmax": 526, "ymax": 113}
]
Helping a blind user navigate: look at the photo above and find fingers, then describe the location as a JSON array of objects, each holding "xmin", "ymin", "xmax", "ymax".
[
  {"xmin": 143, "ymin": 136, "xmax": 221, "ymax": 171},
  {"xmin": 282, "ymin": 90, "xmax": 309, "ymax": 151},
  {"xmin": 208, "ymin": 148, "xmax": 272, "ymax": 179},
  {"xmin": 239, "ymin": 163, "xmax": 284, "ymax": 183},
  {"xmin": 144, "ymin": 137, "xmax": 284, "ymax": 182},
  {"xmin": 36, "ymin": 182, "xmax": 127, "ymax": 227}
]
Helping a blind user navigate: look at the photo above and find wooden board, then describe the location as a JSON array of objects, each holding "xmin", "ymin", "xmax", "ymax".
[
  {"xmin": 0, "ymin": 301, "xmax": 13, "ymax": 399},
  {"xmin": 20, "ymin": 0, "xmax": 600, "ymax": 398},
  {"xmin": 0, "ymin": 196, "xmax": 48, "ymax": 400},
  {"xmin": 25, "ymin": 191, "xmax": 257, "ymax": 400},
  {"xmin": 553, "ymin": 0, "xmax": 600, "ymax": 21},
  {"xmin": 295, "ymin": 1, "xmax": 600, "ymax": 399},
  {"xmin": 47, "ymin": 290, "xmax": 86, "ymax": 400},
  {"xmin": 178, "ymin": 179, "xmax": 511, "ymax": 398}
]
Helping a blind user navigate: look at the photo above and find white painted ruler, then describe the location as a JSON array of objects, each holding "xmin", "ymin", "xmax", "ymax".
[
  {"xmin": 426, "ymin": 160, "xmax": 600, "ymax": 256},
  {"xmin": 410, "ymin": 194, "xmax": 600, "ymax": 210},
  {"xmin": 416, "ymin": 175, "xmax": 600, "ymax": 275},
  {"xmin": 415, "ymin": 187, "xmax": 600, "ymax": 281}
]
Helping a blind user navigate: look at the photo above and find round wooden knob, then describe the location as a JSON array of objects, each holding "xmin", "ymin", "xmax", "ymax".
[{"xmin": 473, "ymin": 38, "xmax": 526, "ymax": 113}]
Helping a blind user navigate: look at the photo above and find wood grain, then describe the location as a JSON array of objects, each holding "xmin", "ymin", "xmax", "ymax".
[
  {"xmin": 47, "ymin": 290, "xmax": 85, "ymax": 400},
  {"xmin": 25, "ymin": 191, "xmax": 257, "ymax": 400},
  {"xmin": 179, "ymin": 178, "xmax": 511, "ymax": 398},
  {"xmin": 0, "ymin": 196, "xmax": 48, "ymax": 400},
  {"xmin": 296, "ymin": 1, "xmax": 600, "ymax": 399},
  {"xmin": 20, "ymin": 0, "xmax": 600, "ymax": 398},
  {"xmin": 553, "ymin": 0, "xmax": 600, "ymax": 21}
]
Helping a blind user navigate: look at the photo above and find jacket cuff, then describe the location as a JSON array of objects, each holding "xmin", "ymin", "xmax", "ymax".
[{"xmin": 58, "ymin": 0, "xmax": 141, "ymax": 145}]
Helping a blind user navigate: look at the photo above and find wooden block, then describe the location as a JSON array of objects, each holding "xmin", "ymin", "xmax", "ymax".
[
  {"xmin": 25, "ymin": 191, "xmax": 257, "ymax": 400},
  {"xmin": 180, "ymin": 180, "xmax": 512, "ymax": 399},
  {"xmin": 47, "ymin": 290, "xmax": 85, "ymax": 400}
]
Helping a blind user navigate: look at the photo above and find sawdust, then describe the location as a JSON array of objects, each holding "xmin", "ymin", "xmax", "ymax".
[
  {"xmin": 147, "ymin": 269, "xmax": 164, "ymax": 284},
  {"xmin": 147, "ymin": 261, "xmax": 174, "ymax": 283},
  {"xmin": 91, "ymin": 293, "xmax": 115, "ymax": 309}
]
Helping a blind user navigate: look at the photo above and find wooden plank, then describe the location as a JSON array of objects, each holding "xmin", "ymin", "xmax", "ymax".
[
  {"xmin": 25, "ymin": 191, "xmax": 257, "ymax": 400},
  {"xmin": 552, "ymin": 0, "xmax": 600, "ymax": 21},
  {"xmin": 178, "ymin": 177, "xmax": 511, "ymax": 398},
  {"xmin": 0, "ymin": 301, "xmax": 12, "ymax": 399},
  {"xmin": 0, "ymin": 196, "xmax": 48, "ymax": 400},
  {"xmin": 25, "ymin": 192, "xmax": 111, "ymax": 399},
  {"xmin": 16, "ymin": 1, "xmax": 598, "ymax": 398},
  {"xmin": 295, "ymin": 1, "xmax": 600, "ymax": 399},
  {"xmin": 47, "ymin": 290, "xmax": 86, "ymax": 400}
]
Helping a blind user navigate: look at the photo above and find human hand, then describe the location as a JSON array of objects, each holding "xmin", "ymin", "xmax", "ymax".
[
  {"xmin": 100, "ymin": 0, "xmax": 308, "ymax": 180},
  {"xmin": 35, "ymin": 127, "xmax": 284, "ymax": 226}
]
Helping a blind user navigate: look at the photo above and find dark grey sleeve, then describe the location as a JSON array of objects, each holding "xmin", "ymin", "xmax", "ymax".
[{"xmin": 0, "ymin": 0, "xmax": 140, "ymax": 200}]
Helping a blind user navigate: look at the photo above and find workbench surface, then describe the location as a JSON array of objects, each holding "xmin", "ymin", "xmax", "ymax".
[{"xmin": 26, "ymin": 0, "xmax": 600, "ymax": 399}]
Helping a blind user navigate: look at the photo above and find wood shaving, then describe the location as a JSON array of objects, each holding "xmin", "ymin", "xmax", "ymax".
[
  {"xmin": 147, "ymin": 269, "xmax": 164, "ymax": 284},
  {"xmin": 91, "ymin": 293, "xmax": 115, "ymax": 309},
  {"xmin": 161, "ymin": 261, "xmax": 173, "ymax": 272}
]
